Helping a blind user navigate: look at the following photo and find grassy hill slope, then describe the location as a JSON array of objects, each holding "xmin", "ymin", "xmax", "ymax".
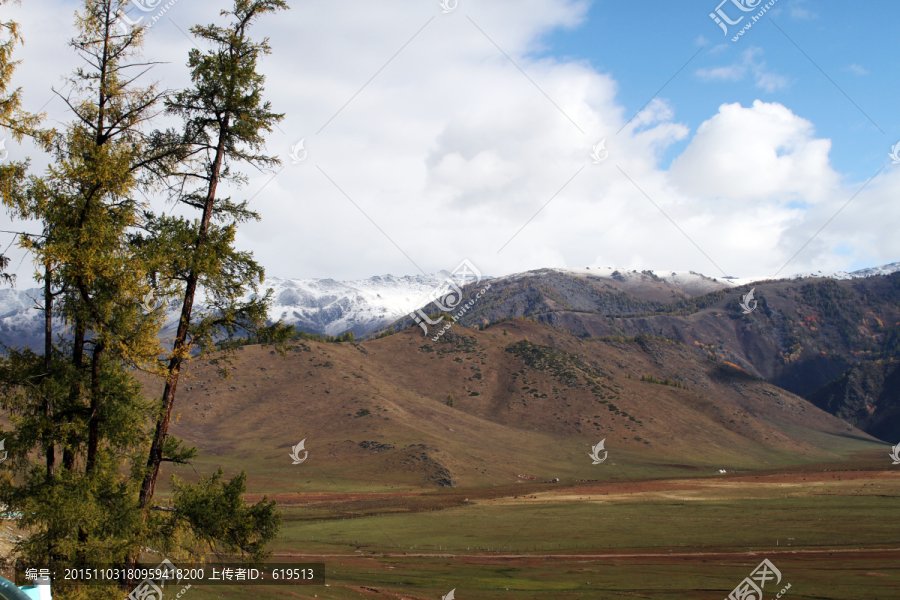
[{"xmin": 137, "ymin": 320, "xmax": 884, "ymax": 498}]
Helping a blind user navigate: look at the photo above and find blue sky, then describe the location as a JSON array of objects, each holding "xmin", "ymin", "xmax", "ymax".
[
  {"xmin": 492, "ymin": 0, "xmax": 896, "ymax": 277},
  {"xmin": 2, "ymin": 0, "xmax": 899, "ymax": 283},
  {"xmin": 538, "ymin": 0, "xmax": 893, "ymax": 182}
]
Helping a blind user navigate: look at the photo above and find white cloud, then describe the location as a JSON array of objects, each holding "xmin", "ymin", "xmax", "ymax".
[
  {"xmin": 0, "ymin": 0, "xmax": 896, "ymax": 287},
  {"xmin": 846, "ymin": 63, "xmax": 869, "ymax": 76},
  {"xmin": 696, "ymin": 64, "xmax": 746, "ymax": 82},
  {"xmin": 696, "ymin": 47, "xmax": 788, "ymax": 92},
  {"xmin": 755, "ymin": 71, "xmax": 789, "ymax": 93},
  {"xmin": 430, "ymin": 150, "xmax": 525, "ymax": 196},
  {"xmin": 788, "ymin": 0, "xmax": 816, "ymax": 20},
  {"xmin": 669, "ymin": 100, "xmax": 839, "ymax": 204}
]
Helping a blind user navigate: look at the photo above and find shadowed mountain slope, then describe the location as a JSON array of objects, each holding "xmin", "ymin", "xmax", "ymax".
[{"xmin": 807, "ymin": 361, "xmax": 900, "ymax": 442}]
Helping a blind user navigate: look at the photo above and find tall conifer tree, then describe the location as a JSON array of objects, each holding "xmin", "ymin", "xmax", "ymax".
[
  {"xmin": 1, "ymin": 2, "xmax": 284, "ymax": 590},
  {"xmin": 138, "ymin": 0, "xmax": 290, "ymax": 508}
]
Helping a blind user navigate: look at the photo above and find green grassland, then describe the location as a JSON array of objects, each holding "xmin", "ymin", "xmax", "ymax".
[
  {"xmin": 273, "ymin": 493, "xmax": 900, "ymax": 554},
  {"xmin": 134, "ymin": 327, "xmax": 899, "ymax": 600},
  {"xmin": 148, "ymin": 463, "xmax": 900, "ymax": 600},
  {"xmin": 181, "ymin": 549, "xmax": 899, "ymax": 600},
  {"xmin": 156, "ymin": 429, "xmax": 888, "ymax": 499}
]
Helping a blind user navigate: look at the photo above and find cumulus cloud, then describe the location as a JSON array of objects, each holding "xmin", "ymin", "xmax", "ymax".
[
  {"xmin": 0, "ymin": 0, "xmax": 896, "ymax": 285},
  {"xmin": 669, "ymin": 100, "xmax": 839, "ymax": 203},
  {"xmin": 431, "ymin": 150, "xmax": 525, "ymax": 195}
]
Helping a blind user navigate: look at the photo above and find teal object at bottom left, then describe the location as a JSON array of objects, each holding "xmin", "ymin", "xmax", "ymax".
[{"xmin": 0, "ymin": 576, "xmax": 50, "ymax": 600}]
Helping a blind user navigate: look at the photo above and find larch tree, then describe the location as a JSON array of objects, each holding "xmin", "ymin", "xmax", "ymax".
[
  {"xmin": 0, "ymin": 0, "xmax": 51, "ymax": 283},
  {"xmin": 0, "ymin": 0, "xmax": 176, "ymax": 580},
  {"xmin": 0, "ymin": 2, "xmax": 286, "ymax": 589},
  {"xmin": 137, "ymin": 0, "xmax": 291, "ymax": 511}
]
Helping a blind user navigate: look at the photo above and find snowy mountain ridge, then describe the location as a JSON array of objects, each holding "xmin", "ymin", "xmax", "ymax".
[
  {"xmin": 258, "ymin": 272, "xmax": 464, "ymax": 337},
  {"xmin": 2, "ymin": 262, "xmax": 898, "ymax": 349}
]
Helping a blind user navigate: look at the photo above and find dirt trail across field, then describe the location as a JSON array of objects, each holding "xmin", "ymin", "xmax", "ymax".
[
  {"xmin": 272, "ymin": 547, "xmax": 900, "ymax": 560},
  {"xmin": 248, "ymin": 469, "xmax": 900, "ymax": 509},
  {"xmin": 552, "ymin": 469, "xmax": 899, "ymax": 495}
]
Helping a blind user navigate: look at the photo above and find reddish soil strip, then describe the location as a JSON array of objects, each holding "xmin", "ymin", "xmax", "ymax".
[
  {"xmin": 245, "ymin": 491, "xmax": 425, "ymax": 505},
  {"xmin": 271, "ymin": 547, "xmax": 900, "ymax": 561},
  {"xmin": 348, "ymin": 585, "xmax": 431, "ymax": 600},
  {"xmin": 246, "ymin": 470, "xmax": 899, "ymax": 505},
  {"xmin": 555, "ymin": 470, "xmax": 900, "ymax": 496}
]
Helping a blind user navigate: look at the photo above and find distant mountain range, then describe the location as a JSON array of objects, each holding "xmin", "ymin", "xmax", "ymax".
[
  {"xmin": 2, "ymin": 262, "xmax": 898, "ymax": 348},
  {"xmin": 3, "ymin": 262, "xmax": 900, "ymax": 441},
  {"xmin": 411, "ymin": 263, "xmax": 900, "ymax": 442}
]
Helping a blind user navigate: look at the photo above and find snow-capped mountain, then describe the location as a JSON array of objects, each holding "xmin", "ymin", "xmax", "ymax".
[
  {"xmin": 0, "ymin": 271, "xmax": 476, "ymax": 349},
  {"xmin": 544, "ymin": 267, "xmax": 752, "ymax": 293},
  {"xmin": 2, "ymin": 262, "xmax": 899, "ymax": 351},
  {"xmin": 0, "ymin": 286, "xmax": 46, "ymax": 351},
  {"xmin": 791, "ymin": 262, "xmax": 900, "ymax": 280},
  {"xmin": 251, "ymin": 273, "xmax": 471, "ymax": 337},
  {"xmin": 554, "ymin": 262, "xmax": 900, "ymax": 288}
]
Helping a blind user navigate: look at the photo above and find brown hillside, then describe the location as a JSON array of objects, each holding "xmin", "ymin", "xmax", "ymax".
[{"xmin": 140, "ymin": 321, "xmax": 881, "ymax": 492}]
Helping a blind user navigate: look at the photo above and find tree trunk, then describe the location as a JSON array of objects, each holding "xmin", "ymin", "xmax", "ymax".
[
  {"xmin": 43, "ymin": 260, "xmax": 54, "ymax": 480},
  {"xmin": 139, "ymin": 115, "xmax": 230, "ymax": 507},
  {"xmin": 43, "ymin": 260, "xmax": 55, "ymax": 566},
  {"xmin": 62, "ymin": 318, "xmax": 85, "ymax": 470},
  {"xmin": 85, "ymin": 342, "xmax": 103, "ymax": 473}
]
